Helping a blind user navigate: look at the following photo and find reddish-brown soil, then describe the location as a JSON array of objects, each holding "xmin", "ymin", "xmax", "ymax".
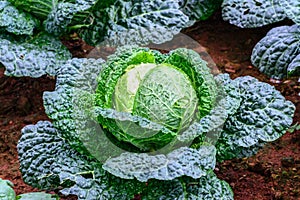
[{"xmin": 0, "ymin": 11, "xmax": 299, "ymax": 199}]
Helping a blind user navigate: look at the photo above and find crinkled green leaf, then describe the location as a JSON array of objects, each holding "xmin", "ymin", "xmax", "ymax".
[
  {"xmin": 0, "ymin": 0, "xmax": 39, "ymax": 35},
  {"xmin": 287, "ymin": 54, "xmax": 300, "ymax": 77},
  {"xmin": 164, "ymin": 48, "xmax": 217, "ymax": 118},
  {"xmin": 94, "ymin": 107, "xmax": 177, "ymax": 151},
  {"xmin": 79, "ymin": 0, "xmax": 189, "ymax": 46},
  {"xmin": 103, "ymin": 145, "xmax": 216, "ymax": 182},
  {"xmin": 17, "ymin": 121, "xmax": 143, "ymax": 200},
  {"xmin": 43, "ymin": 58, "xmax": 123, "ymax": 162},
  {"xmin": 8, "ymin": 0, "xmax": 54, "ymax": 20},
  {"xmin": 142, "ymin": 171, "xmax": 233, "ymax": 200},
  {"xmin": 45, "ymin": 0, "xmax": 97, "ymax": 36},
  {"xmin": 96, "ymin": 46, "xmax": 157, "ymax": 108},
  {"xmin": 222, "ymin": 0, "xmax": 286, "ymax": 28},
  {"xmin": 17, "ymin": 121, "xmax": 233, "ymax": 199},
  {"xmin": 280, "ymin": 0, "xmax": 300, "ymax": 24},
  {"xmin": 17, "ymin": 192, "xmax": 59, "ymax": 200},
  {"xmin": 133, "ymin": 64, "xmax": 199, "ymax": 132},
  {"xmin": 215, "ymin": 74, "xmax": 295, "ymax": 160},
  {"xmin": 0, "ymin": 178, "xmax": 16, "ymax": 200},
  {"xmin": 179, "ymin": 0, "xmax": 223, "ymax": 21},
  {"xmin": 251, "ymin": 24, "xmax": 300, "ymax": 79},
  {"xmin": 0, "ymin": 33, "xmax": 71, "ymax": 77}
]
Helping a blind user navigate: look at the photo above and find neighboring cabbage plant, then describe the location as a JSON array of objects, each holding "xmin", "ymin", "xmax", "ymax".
[
  {"xmin": 0, "ymin": 0, "xmax": 223, "ymax": 77},
  {"xmin": 0, "ymin": 178, "xmax": 58, "ymax": 200},
  {"xmin": 17, "ymin": 46, "xmax": 295, "ymax": 199},
  {"xmin": 222, "ymin": 0, "xmax": 300, "ymax": 80}
]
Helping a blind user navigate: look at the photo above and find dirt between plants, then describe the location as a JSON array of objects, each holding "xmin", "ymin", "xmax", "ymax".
[{"xmin": 0, "ymin": 11, "xmax": 299, "ymax": 200}]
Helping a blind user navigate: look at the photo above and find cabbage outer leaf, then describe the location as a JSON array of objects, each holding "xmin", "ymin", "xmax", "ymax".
[
  {"xmin": 43, "ymin": 58, "xmax": 125, "ymax": 162},
  {"xmin": 17, "ymin": 192, "xmax": 58, "ymax": 200},
  {"xmin": 287, "ymin": 54, "xmax": 300, "ymax": 76},
  {"xmin": 0, "ymin": 178, "xmax": 16, "ymax": 200},
  {"xmin": 216, "ymin": 74, "xmax": 295, "ymax": 160},
  {"xmin": 143, "ymin": 172, "xmax": 233, "ymax": 200},
  {"xmin": 103, "ymin": 145, "xmax": 216, "ymax": 182},
  {"xmin": 179, "ymin": 0, "xmax": 223, "ymax": 21},
  {"xmin": 0, "ymin": 0, "xmax": 38, "ymax": 35},
  {"xmin": 18, "ymin": 121, "xmax": 233, "ymax": 199},
  {"xmin": 45, "ymin": 0, "xmax": 97, "ymax": 36},
  {"xmin": 0, "ymin": 33, "xmax": 71, "ymax": 77},
  {"xmin": 280, "ymin": 0, "xmax": 300, "ymax": 24},
  {"xmin": 222, "ymin": 0, "xmax": 286, "ymax": 28},
  {"xmin": 17, "ymin": 121, "xmax": 143, "ymax": 200},
  {"xmin": 251, "ymin": 24, "xmax": 300, "ymax": 79},
  {"xmin": 79, "ymin": 0, "xmax": 190, "ymax": 46}
]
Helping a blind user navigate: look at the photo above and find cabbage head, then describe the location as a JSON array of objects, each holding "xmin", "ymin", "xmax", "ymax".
[{"xmin": 95, "ymin": 47, "xmax": 217, "ymax": 151}]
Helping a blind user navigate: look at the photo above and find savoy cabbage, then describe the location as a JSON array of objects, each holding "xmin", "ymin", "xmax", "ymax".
[{"xmin": 17, "ymin": 46, "xmax": 295, "ymax": 199}]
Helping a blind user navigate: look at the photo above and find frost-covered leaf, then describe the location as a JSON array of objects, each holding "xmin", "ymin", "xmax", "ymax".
[
  {"xmin": 17, "ymin": 192, "xmax": 59, "ymax": 200},
  {"xmin": 0, "ymin": 178, "xmax": 16, "ymax": 200},
  {"xmin": 251, "ymin": 24, "xmax": 300, "ymax": 79},
  {"xmin": 103, "ymin": 145, "xmax": 216, "ymax": 181},
  {"xmin": 216, "ymin": 75, "xmax": 295, "ymax": 160},
  {"xmin": 0, "ymin": 33, "xmax": 71, "ymax": 77},
  {"xmin": 280, "ymin": 0, "xmax": 300, "ymax": 24},
  {"xmin": 142, "ymin": 171, "xmax": 233, "ymax": 200},
  {"xmin": 17, "ymin": 121, "xmax": 143, "ymax": 200},
  {"xmin": 0, "ymin": 0, "xmax": 39, "ymax": 35},
  {"xmin": 222, "ymin": 0, "xmax": 286, "ymax": 28},
  {"xmin": 79, "ymin": 0, "xmax": 189, "ymax": 46},
  {"xmin": 179, "ymin": 0, "xmax": 223, "ymax": 21},
  {"xmin": 45, "ymin": 0, "xmax": 97, "ymax": 36}
]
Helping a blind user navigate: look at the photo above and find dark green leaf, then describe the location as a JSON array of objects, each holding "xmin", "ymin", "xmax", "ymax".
[
  {"xmin": 79, "ymin": 0, "xmax": 189, "ymax": 46},
  {"xmin": 0, "ymin": 0, "xmax": 39, "ymax": 35},
  {"xmin": 215, "ymin": 74, "xmax": 295, "ymax": 160},
  {"xmin": 280, "ymin": 0, "xmax": 300, "ymax": 24},
  {"xmin": 43, "ymin": 58, "xmax": 122, "ymax": 162},
  {"xmin": 8, "ymin": 0, "xmax": 54, "ymax": 20},
  {"xmin": 251, "ymin": 24, "xmax": 300, "ymax": 79},
  {"xmin": 287, "ymin": 54, "xmax": 300, "ymax": 77},
  {"xmin": 17, "ymin": 121, "xmax": 143, "ymax": 200},
  {"xmin": 102, "ymin": 145, "xmax": 216, "ymax": 181},
  {"xmin": 45, "ymin": 0, "xmax": 97, "ymax": 36},
  {"xmin": 222, "ymin": 0, "xmax": 286, "ymax": 28},
  {"xmin": 142, "ymin": 171, "xmax": 233, "ymax": 200},
  {"xmin": 179, "ymin": 0, "xmax": 223, "ymax": 21},
  {"xmin": 0, "ymin": 33, "xmax": 71, "ymax": 77}
]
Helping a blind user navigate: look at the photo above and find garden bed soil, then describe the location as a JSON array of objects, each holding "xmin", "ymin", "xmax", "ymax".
[{"xmin": 0, "ymin": 11, "xmax": 299, "ymax": 200}]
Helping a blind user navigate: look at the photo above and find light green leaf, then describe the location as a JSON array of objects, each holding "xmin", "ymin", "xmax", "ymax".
[{"xmin": 0, "ymin": 178, "xmax": 16, "ymax": 200}]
